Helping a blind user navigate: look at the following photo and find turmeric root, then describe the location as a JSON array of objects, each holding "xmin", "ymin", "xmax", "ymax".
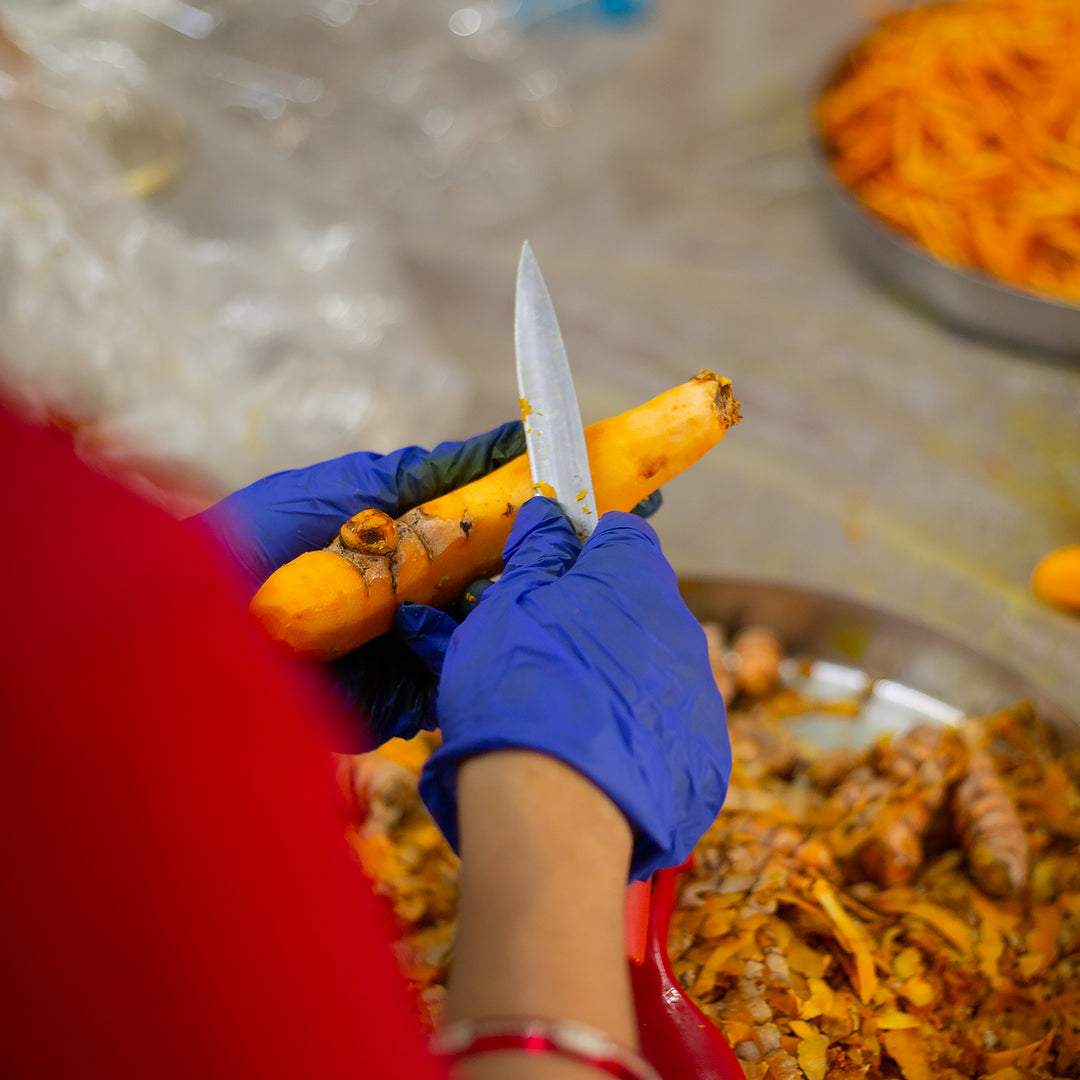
[
  {"xmin": 1032, "ymin": 544, "xmax": 1080, "ymax": 613},
  {"xmin": 733, "ymin": 626, "xmax": 784, "ymax": 700},
  {"xmin": 251, "ymin": 371, "xmax": 740, "ymax": 659},
  {"xmin": 829, "ymin": 724, "xmax": 966, "ymax": 887},
  {"xmin": 953, "ymin": 748, "xmax": 1029, "ymax": 898}
]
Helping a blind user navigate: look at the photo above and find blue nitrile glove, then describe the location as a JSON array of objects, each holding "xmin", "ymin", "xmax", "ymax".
[
  {"xmin": 195, "ymin": 425, "xmax": 663, "ymax": 748},
  {"xmin": 194, "ymin": 422, "xmax": 526, "ymax": 747},
  {"xmin": 416, "ymin": 497, "xmax": 731, "ymax": 881}
]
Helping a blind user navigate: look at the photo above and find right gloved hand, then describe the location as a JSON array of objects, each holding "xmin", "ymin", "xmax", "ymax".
[{"xmin": 417, "ymin": 497, "xmax": 732, "ymax": 881}]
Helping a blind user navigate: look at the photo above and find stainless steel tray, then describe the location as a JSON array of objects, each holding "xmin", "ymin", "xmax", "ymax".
[
  {"xmin": 681, "ymin": 578, "xmax": 1077, "ymax": 746},
  {"xmin": 810, "ymin": 65, "xmax": 1080, "ymax": 359}
]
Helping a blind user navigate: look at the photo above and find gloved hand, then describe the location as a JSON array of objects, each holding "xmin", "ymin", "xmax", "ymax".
[
  {"xmin": 194, "ymin": 422, "xmax": 527, "ymax": 747},
  {"xmin": 417, "ymin": 497, "xmax": 731, "ymax": 880},
  {"xmin": 196, "ymin": 424, "xmax": 663, "ymax": 748}
]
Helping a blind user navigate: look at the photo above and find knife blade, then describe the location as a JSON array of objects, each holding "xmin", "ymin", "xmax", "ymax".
[{"xmin": 514, "ymin": 241, "xmax": 598, "ymax": 541}]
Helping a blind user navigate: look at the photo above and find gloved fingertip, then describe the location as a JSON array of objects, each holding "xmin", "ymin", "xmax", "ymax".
[
  {"xmin": 486, "ymin": 419, "xmax": 527, "ymax": 467},
  {"xmin": 394, "ymin": 602, "xmax": 457, "ymax": 676},
  {"xmin": 512, "ymin": 493, "xmax": 566, "ymax": 526},
  {"xmin": 502, "ymin": 497, "xmax": 582, "ymax": 578},
  {"xmin": 458, "ymin": 577, "xmax": 496, "ymax": 617},
  {"xmin": 630, "ymin": 489, "xmax": 663, "ymax": 520},
  {"xmin": 590, "ymin": 509, "xmax": 661, "ymax": 547}
]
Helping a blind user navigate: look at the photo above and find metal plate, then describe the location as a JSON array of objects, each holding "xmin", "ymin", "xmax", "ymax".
[
  {"xmin": 680, "ymin": 578, "xmax": 1078, "ymax": 746},
  {"xmin": 810, "ymin": 57, "xmax": 1080, "ymax": 359}
]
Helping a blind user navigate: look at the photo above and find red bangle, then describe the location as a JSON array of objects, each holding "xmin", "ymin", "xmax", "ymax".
[{"xmin": 431, "ymin": 1017, "xmax": 662, "ymax": 1080}]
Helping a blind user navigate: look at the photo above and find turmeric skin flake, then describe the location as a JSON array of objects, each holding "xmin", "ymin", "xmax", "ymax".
[
  {"xmin": 880, "ymin": 1028, "xmax": 934, "ymax": 1080},
  {"xmin": 970, "ymin": 891, "xmax": 1008, "ymax": 987},
  {"xmin": 811, "ymin": 879, "xmax": 879, "ymax": 1004},
  {"xmin": 817, "ymin": 0, "xmax": 1080, "ymax": 305},
  {"xmin": 870, "ymin": 892, "xmax": 975, "ymax": 954},
  {"xmin": 796, "ymin": 1035, "xmax": 829, "ymax": 1080}
]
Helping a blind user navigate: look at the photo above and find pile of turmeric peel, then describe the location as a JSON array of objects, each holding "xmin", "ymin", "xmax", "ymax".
[
  {"xmin": 671, "ymin": 695, "xmax": 1080, "ymax": 1080},
  {"xmin": 817, "ymin": 0, "xmax": 1080, "ymax": 304},
  {"xmin": 343, "ymin": 624, "xmax": 1080, "ymax": 1079}
]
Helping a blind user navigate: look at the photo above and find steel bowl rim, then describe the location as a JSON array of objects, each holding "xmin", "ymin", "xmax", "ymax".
[{"xmin": 679, "ymin": 573, "xmax": 1077, "ymax": 732}]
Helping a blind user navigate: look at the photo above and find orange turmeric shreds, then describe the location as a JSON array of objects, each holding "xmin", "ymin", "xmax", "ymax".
[
  {"xmin": 817, "ymin": 0, "xmax": 1080, "ymax": 304},
  {"xmin": 953, "ymin": 747, "xmax": 1029, "ymax": 898}
]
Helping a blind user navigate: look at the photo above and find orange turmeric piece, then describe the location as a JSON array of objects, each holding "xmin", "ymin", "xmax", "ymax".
[
  {"xmin": 251, "ymin": 372, "xmax": 740, "ymax": 660},
  {"xmin": 817, "ymin": 0, "xmax": 1080, "ymax": 305},
  {"xmin": 1032, "ymin": 544, "xmax": 1080, "ymax": 613}
]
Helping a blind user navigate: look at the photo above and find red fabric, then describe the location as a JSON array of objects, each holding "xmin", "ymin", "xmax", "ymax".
[{"xmin": 0, "ymin": 405, "xmax": 447, "ymax": 1080}]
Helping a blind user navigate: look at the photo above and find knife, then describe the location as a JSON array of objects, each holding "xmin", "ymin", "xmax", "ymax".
[
  {"xmin": 514, "ymin": 241, "xmax": 598, "ymax": 542},
  {"xmin": 514, "ymin": 240, "xmax": 653, "ymax": 964}
]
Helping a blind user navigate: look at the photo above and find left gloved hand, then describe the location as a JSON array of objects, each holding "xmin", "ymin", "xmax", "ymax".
[{"xmin": 195, "ymin": 422, "xmax": 527, "ymax": 747}]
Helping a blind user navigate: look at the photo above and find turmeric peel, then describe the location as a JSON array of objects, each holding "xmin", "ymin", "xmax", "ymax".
[
  {"xmin": 345, "ymin": 649, "xmax": 1080, "ymax": 1075},
  {"xmin": 252, "ymin": 372, "xmax": 740, "ymax": 659}
]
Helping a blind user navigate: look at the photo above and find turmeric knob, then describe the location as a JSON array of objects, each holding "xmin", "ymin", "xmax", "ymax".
[
  {"xmin": 1032, "ymin": 544, "xmax": 1080, "ymax": 613},
  {"xmin": 340, "ymin": 509, "xmax": 399, "ymax": 555},
  {"xmin": 733, "ymin": 626, "xmax": 784, "ymax": 699}
]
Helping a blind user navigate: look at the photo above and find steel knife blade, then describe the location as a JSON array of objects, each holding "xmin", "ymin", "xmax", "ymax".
[{"xmin": 513, "ymin": 241, "xmax": 598, "ymax": 541}]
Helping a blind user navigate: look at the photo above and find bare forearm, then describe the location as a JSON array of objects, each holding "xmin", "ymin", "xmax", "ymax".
[{"xmin": 447, "ymin": 751, "xmax": 636, "ymax": 1080}]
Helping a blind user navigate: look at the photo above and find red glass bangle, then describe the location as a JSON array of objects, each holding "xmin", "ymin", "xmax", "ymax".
[{"xmin": 432, "ymin": 1017, "xmax": 663, "ymax": 1080}]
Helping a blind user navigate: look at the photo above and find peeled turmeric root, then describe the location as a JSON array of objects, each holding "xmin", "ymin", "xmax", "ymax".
[{"xmin": 252, "ymin": 371, "xmax": 740, "ymax": 660}]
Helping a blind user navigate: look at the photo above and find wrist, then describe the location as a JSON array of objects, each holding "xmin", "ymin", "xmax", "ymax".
[
  {"xmin": 434, "ymin": 1017, "xmax": 662, "ymax": 1080},
  {"xmin": 448, "ymin": 751, "xmax": 636, "ymax": 1049},
  {"xmin": 456, "ymin": 751, "xmax": 632, "ymax": 873}
]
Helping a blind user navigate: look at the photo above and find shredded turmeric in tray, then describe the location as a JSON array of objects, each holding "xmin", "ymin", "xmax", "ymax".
[
  {"xmin": 344, "ymin": 629, "xmax": 1080, "ymax": 1078},
  {"xmin": 817, "ymin": 0, "xmax": 1080, "ymax": 305}
]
